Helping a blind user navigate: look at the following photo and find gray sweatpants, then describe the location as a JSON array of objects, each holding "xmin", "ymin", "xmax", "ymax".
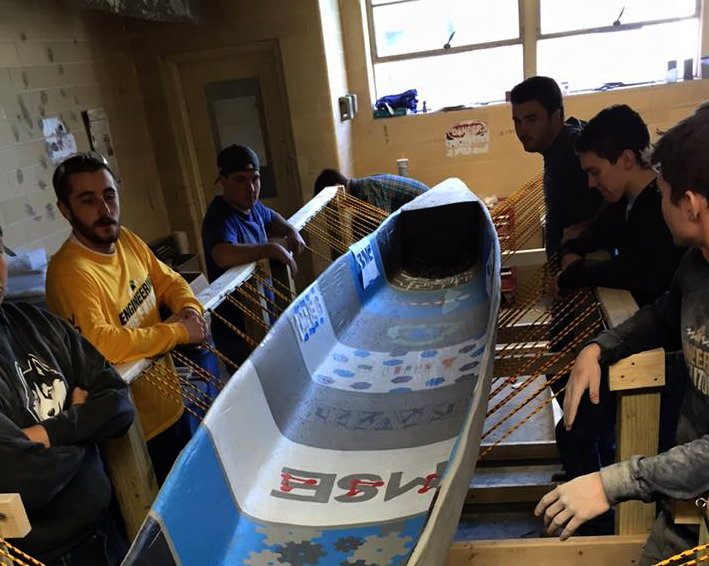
[{"xmin": 640, "ymin": 512, "xmax": 699, "ymax": 566}]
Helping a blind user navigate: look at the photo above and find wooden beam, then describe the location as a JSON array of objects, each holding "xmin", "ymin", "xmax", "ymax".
[
  {"xmin": 465, "ymin": 484, "xmax": 554, "ymax": 505},
  {"xmin": 609, "ymin": 348, "xmax": 665, "ymax": 391},
  {"xmin": 0, "ymin": 494, "xmax": 30, "ymax": 539},
  {"xmin": 447, "ymin": 535, "xmax": 646, "ymax": 565},
  {"xmin": 595, "ymin": 287, "xmax": 640, "ymax": 328},
  {"xmin": 101, "ymin": 414, "xmax": 158, "ymax": 540},
  {"xmin": 495, "ymin": 341, "xmax": 548, "ymax": 355},
  {"xmin": 700, "ymin": 519, "xmax": 708, "ymax": 559},
  {"xmin": 478, "ymin": 440, "xmax": 559, "ymax": 461},
  {"xmin": 496, "ymin": 322, "xmax": 550, "ymax": 344},
  {"xmin": 672, "ymin": 500, "xmax": 702, "ymax": 525},
  {"xmin": 595, "ymin": 286, "xmax": 665, "ymax": 535},
  {"xmin": 494, "ymin": 352, "xmax": 572, "ymax": 379},
  {"xmin": 501, "ymin": 248, "xmax": 547, "ymax": 268},
  {"xmin": 615, "ymin": 389, "xmax": 660, "ymax": 536}
]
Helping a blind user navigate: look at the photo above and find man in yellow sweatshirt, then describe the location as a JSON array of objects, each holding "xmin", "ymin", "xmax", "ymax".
[{"xmin": 45, "ymin": 152, "xmax": 207, "ymax": 483}]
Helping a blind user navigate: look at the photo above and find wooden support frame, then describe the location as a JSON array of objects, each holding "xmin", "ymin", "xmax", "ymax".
[
  {"xmin": 609, "ymin": 348, "xmax": 665, "ymax": 391},
  {"xmin": 501, "ymin": 247, "xmax": 547, "ymax": 268},
  {"xmin": 446, "ymin": 535, "xmax": 646, "ymax": 565},
  {"xmin": 494, "ymin": 351, "xmax": 573, "ymax": 379},
  {"xmin": 497, "ymin": 322, "xmax": 550, "ymax": 344},
  {"xmin": 464, "ymin": 483, "xmax": 554, "ymax": 505},
  {"xmin": 596, "ymin": 287, "xmax": 665, "ymax": 536},
  {"xmin": 101, "ymin": 414, "xmax": 158, "ymax": 540},
  {"xmin": 0, "ymin": 494, "xmax": 30, "ymax": 540},
  {"xmin": 478, "ymin": 440, "xmax": 559, "ymax": 461}
]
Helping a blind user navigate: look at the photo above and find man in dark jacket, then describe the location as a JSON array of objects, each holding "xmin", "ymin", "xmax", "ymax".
[
  {"xmin": 556, "ymin": 104, "xmax": 685, "ymax": 307},
  {"xmin": 510, "ymin": 76, "xmax": 603, "ymax": 259},
  {"xmin": 537, "ymin": 105, "xmax": 709, "ymax": 565},
  {"xmin": 0, "ymin": 225, "xmax": 135, "ymax": 565},
  {"xmin": 552, "ymin": 105, "xmax": 687, "ymax": 535}
]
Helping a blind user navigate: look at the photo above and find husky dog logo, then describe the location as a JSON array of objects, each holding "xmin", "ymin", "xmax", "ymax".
[{"xmin": 15, "ymin": 354, "xmax": 68, "ymax": 422}]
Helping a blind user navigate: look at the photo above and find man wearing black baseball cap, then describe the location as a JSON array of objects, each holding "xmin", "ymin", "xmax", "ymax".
[{"xmin": 202, "ymin": 144, "xmax": 304, "ymax": 366}]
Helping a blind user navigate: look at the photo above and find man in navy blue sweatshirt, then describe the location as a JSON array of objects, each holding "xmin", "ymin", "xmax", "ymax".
[
  {"xmin": 0, "ymin": 224, "xmax": 135, "ymax": 565},
  {"xmin": 536, "ymin": 105, "xmax": 709, "ymax": 564}
]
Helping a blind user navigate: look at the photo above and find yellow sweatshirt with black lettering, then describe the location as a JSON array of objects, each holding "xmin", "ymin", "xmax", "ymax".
[{"xmin": 46, "ymin": 228, "xmax": 203, "ymax": 440}]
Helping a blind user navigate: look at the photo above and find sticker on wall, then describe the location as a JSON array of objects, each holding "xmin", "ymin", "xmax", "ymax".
[
  {"xmin": 83, "ymin": 108, "xmax": 122, "ymax": 183},
  {"xmin": 445, "ymin": 120, "xmax": 489, "ymax": 157},
  {"xmin": 43, "ymin": 117, "xmax": 77, "ymax": 163}
]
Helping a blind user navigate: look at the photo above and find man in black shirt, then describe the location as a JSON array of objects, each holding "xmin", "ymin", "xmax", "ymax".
[
  {"xmin": 553, "ymin": 104, "xmax": 687, "ymax": 535},
  {"xmin": 556, "ymin": 104, "xmax": 685, "ymax": 307},
  {"xmin": 511, "ymin": 76, "xmax": 603, "ymax": 259}
]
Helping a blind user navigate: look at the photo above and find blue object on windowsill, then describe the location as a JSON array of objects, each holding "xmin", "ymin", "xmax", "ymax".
[{"xmin": 375, "ymin": 89, "xmax": 418, "ymax": 115}]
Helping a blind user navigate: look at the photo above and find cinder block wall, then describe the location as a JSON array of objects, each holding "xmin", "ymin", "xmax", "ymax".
[{"xmin": 0, "ymin": 0, "xmax": 169, "ymax": 254}]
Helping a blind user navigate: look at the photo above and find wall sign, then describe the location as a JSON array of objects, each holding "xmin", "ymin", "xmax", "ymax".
[{"xmin": 445, "ymin": 120, "xmax": 489, "ymax": 156}]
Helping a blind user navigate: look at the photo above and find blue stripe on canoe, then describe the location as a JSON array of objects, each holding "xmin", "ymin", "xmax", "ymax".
[
  {"xmin": 150, "ymin": 426, "xmax": 430, "ymax": 564},
  {"xmin": 152, "ymin": 426, "xmax": 242, "ymax": 564}
]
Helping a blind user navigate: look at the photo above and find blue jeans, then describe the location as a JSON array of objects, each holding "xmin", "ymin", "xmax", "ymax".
[{"xmin": 44, "ymin": 512, "xmax": 127, "ymax": 566}]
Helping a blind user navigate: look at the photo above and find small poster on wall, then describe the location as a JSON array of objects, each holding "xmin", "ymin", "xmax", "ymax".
[
  {"xmin": 83, "ymin": 108, "xmax": 122, "ymax": 182},
  {"xmin": 445, "ymin": 120, "xmax": 489, "ymax": 157},
  {"xmin": 43, "ymin": 117, "xmax": 77, "ymax": 163}
]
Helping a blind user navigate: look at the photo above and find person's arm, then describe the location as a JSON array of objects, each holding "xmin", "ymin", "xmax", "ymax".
[
  {"xmin": 536, "ymin": 433, "xmax": 709, "ymax": 541},
  {"xmin": 141, "ymin": 242, "xmax": 203, "ymax": 317},
  {"xmin": 562, "ymin": 263, "xmax": 684, "ymax": 430},
  {"xmin": 0, "ymin": 413, "xmax": 85, "ymax": 509},
  {"xmin": 37, "ymin": 315, "xmax": 135, "ymax": 447},
  {"xmin": 558, "ymin": 249, "xmax": 676, "ymax": 297},
  {"xmin": 266, "ymin": 211, "xmax": 305, "ymax": 256},
  {"xmin": 559, "ymin": 199, "xmax": 683, "ymax": 297},
  {"xmin": 212, "ymin": 240, "xmax": 297, "ymax": 274},
  {"xmin": 601, "ymin": 437, "xmax": 709, "ymax": 506},
  {"xmin": 46, "ymin": 268, "xmax": 193, "ymax": 364},
  {"xmin": 558, "ymin": 201, "xmax": 614, "ymax": 261}
]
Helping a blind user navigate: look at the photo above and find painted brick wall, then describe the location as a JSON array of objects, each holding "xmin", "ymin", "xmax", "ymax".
[{"xmin": 0, "ymin": 0, "xmax": 169, "ymax": 255}]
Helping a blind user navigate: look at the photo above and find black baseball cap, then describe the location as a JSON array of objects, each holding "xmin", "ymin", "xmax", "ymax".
[{"xmin": 216, "ymin": 144, "xmax": 259, "ymax": 180}]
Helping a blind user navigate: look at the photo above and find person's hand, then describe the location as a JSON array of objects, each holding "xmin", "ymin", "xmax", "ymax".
[
  {"xmin": 561, "ymin": 222, "xmax": 590, "ymax": 244},
  {"xmin": 22, "ymin": 424, "xmax": 50, "ymax": 448},
  {"xmin": 563, "ymin": 343, "xmax": 602, "ymax": 430},
  {"xmin": 286, "ymin": 229, "xmax": 306, "ymax": 257},
  {"xmin": 165, "ymin": 307, "xmax": 201, "ymax": 324},
  {"xmin": 179, "ymin": 314, "xmax": 207, "ymax": 344},
  {"xmin": 535, "ymin": 472, "xmax": 611, "ymax": 540},
  {"xmin": 71, "ymin": 387, "xmax": 88, "ymax": 406},
  {"xmin": 267, "ymin": 242, "xmax": 298, "ymax": 274},
  {"xmin": 560, "ymin": 253, "xmax": 582, "ymax": 271}
]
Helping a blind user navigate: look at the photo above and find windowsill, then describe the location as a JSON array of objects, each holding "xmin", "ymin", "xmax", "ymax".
[{"xmin": 370, "ymin": 78, "xmax": 708, "ymax": 120}]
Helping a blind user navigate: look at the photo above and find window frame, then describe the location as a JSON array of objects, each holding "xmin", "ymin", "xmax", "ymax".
[
  {"xmin": 364, "ymin": 0, "xmax": 703, "ymax": 106},
  {"xmin": 535, "ymin": 0, "xmax": 701, "ymax": 41},
  {"xmin": 365, "ymin": 0, "xmax": 525, "ymax": 64}
]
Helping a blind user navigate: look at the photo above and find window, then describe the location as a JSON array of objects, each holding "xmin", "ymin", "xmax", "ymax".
[
  {"xmin": 366, "ymin": 0, "xmax": 702, "ymax": 112},
  {"xmin": 368, "ymin": 0, "xmax": 523, "ymax": 110},
  {"xmin": 537, "ymin": 0, "xmax": 701, "ymax": 92}
]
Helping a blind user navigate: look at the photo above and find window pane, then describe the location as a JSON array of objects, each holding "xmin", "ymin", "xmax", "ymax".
[
  {"xmin": 537, "ymin": 19, "xmax": 699, "ymax": 92},
  {"xmin": 374, "ymin": 44, "xmax": 523, "ymax": 109},
  {"xmin": 540, "ymin": 0, "xmax": 697, "ymax": 35},
  {"xmin": 373, "ymin": 0, "xmax": 519, "ymax": 58}
]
